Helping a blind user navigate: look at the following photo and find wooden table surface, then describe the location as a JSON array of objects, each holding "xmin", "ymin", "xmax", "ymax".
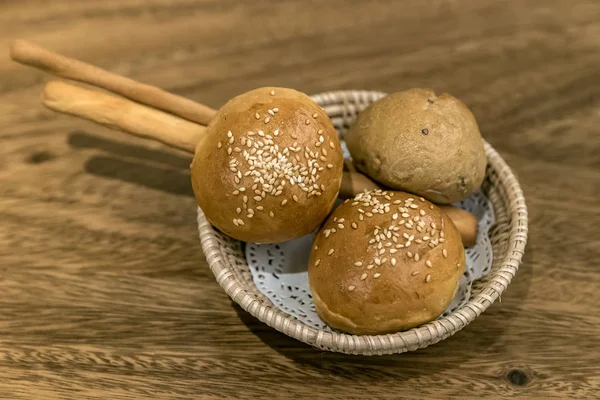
[{"xmin": 1, "ymin": 1, "xmax": 599, "ymax": 399}]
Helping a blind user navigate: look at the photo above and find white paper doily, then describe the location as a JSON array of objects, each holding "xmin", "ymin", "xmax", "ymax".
[{"xmin": 246, "ymin": 188, "xmax": 495, "ymax": 332}]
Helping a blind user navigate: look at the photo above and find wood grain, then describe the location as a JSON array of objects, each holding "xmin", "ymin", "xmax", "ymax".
[{"xmin": 1, "ymin": 0, "xmax": 599, "ymax": 398}]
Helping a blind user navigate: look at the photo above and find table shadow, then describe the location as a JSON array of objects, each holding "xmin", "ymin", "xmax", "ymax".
[{"xmin": 68, "ymin": 131, "xmax": 194, "ymax": 197}]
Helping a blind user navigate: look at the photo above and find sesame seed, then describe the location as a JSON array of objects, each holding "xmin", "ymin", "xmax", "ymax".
[
  {"xmin": 426, "ymin": 274, "xmax": 432, "ymax": 283},
  {"xmin": 392, "ymin": 213, "xmax": 398, "ymax": 220},
  {"xmin": 273, "ymin": 107, "xmax": 279, "ymax": 112},
  {"xmin": 268, "ymin": 109, "xmax": 275, "ymax": 116},
  {"xmin": 431, "ymin": 222, "xmax": 437, "ymax": 229},
  {"xmin": 354, "ymin": 262, "xmax": 363, "ymax": 267},
  {"xmin": 429, "ymin": 243, "xmax": 435, "ymax": 248},
  {"xmin": 324, "ymin": 230, "xmax": 331, "ymax": 238},
  {"xmin": 379, "ymin": 248, "xmax": 385, "ymax": 255},
  {"xmin": 407, "ymin": 252, "xmax": 413, "ymax": 258},
  {"xmin": 410, "ymin": 204, "xmax": 418, "ymax": 209},
  {"xmin": 351, "ymin": 222, "xmax": 358, "ymax": 229},
  {"xmin": 403, "ymin": 233, "xmax": 410, "ymax": 239},
  {"xmin": 318, "ymin": 129, "xmax": 324, "ymax": 134},
  {"xmin": 327, "ymin": 164, "xmax": 333, "ymax": 169},
  {"xmin": 366, "ymin": 213, "xmax": 374, "ymax": 217},
  {"xmin": 327, "ymin": 249, "xmax": 335, "ymax": 256},
  {"xmin": 329, "ymin": 141, "xmax": 335, "ymax": 149},
  {"xmin": 367, "ymin": 264, "xmax": 374, "ymax": 270},
  {"xmin": 393, "ymin": 200, "xmax": 402, "ymax": 204},
  {"xmin": 232, "ymin": 218, "xmax": 239, "ymax": 226},
  {"xmin": 423, "ymin": 236, "xmax": 430, "ymax": 241},
  {"xmin": 269, "ymin": 211, "xmax": 275, "ymax": 217},
  {"xmin": 414, "ymin": 253, "xmax": 420, "ymax": 261},
  {"xmin": 256, "ymin": 206, "xmax": 264, "ymax": 211},
  {"xmin": 319, "ymin": 135, "xmax": 324, "ymax": 143},
  {"xmin": 338, "ymin": 224, "xmax": 345, "ymax": 229},
  {"xmin": 237, "ymin": 219, "xmax": 245, "ymax": 226},
  {"xmin": 440, "ymin": 231, "xmax": 445, "ymax": 238},
  {"xmin": 419, "ymin": 210, "xmax": 426, "ymax": 216},
  {"xmin": 255, "ymin": 113, "xmax": 260, "ymax": 120},
  {"xmin": 348, "ymin": 285, "xmax": 355, "ymax": 291},
  {"xmin": 314, "ymin": 259, "xmax": 321, "ymax": 266},
  {"xmin": 420, "ymin": 197, "xmax": 425, "ymax": 201},
  {"xmin": 227, "ymin": 148, "xmax": 232, "ymax": 155},
  {"xmin": 439, "ymin": 238, "xmax": 445, "ymax": 243},
  {"xmin": 243, "ymin": 195, "xmax": 248, "ymax": 203},
  {"xmin": 375, "ymin": 258, "xmax": 381, "ymax": 266},
  {"xmin": 236, "ymin": 207, "xmax": 241, "ymax": 214},
  {"xmin": 281, "ymin": 199, "xmax": 288, "ymax": 206},
  {"xmin": 391, "ymin": 258, "xmax": 397, "ymax": 266},
  {"xmin": 430, "ymin": 204, "xmax": 434, "ymax": 209},
  {"xmin": 405, "ymin": 223, "xmax": 412, "ymax": 229},
  {"xmin": 443, "ymin": 249, "xmax": 448, "ymax": 258},
  {"xmin": 390, "ymin": 249, "xmax": 397, "ymax": 254},
  {"xmin": 426, "ymin": 260, "xmax": 432, "ymax": 268},
  {"xmin": 232, "ymin": 190, "xmax": 240, "ymax": 195},
  {"xmin": 373, "ymin": 273, "xmax": 381, "ymax": 279},
  {"xmin": 411, "ymin": 271, "xmax": 420, "ymax": 276},
  {"xmin": 217, "ymin": 141, "xmax": 222, "ymax": 149},
  {"xmin": 402, "ymin": 213, "xmax": 410, "ymax": 218},
  {"xmin": 359, "ymin": 214, "xmax": 364, "ymax": 221},
  {"xmin": 360, "ymin": 273, "xmax": 368, "ymax": 281}
]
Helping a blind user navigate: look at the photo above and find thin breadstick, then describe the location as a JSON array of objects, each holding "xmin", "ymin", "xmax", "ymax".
[
  {"xmin": 41, "ymin": 80, "xmax": 204, "ymax": 153},
  {"xmin": 11, "ymin": 39, "xmax": 217, "ymax": 125}
]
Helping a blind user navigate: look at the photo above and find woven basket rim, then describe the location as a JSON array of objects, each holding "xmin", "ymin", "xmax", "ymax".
[{"xmin": 196, "ymin": 90, "xmax": 528, "ymax": 355}]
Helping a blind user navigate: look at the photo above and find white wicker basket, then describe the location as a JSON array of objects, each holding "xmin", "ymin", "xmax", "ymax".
[{"xmin": 196, "ymin": 90, "xmax": 528, "ymax": 355}]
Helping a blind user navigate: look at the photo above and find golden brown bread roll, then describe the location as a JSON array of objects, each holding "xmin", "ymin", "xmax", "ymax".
[
  {"xmin": 308, "ymin": 190, "xmax": 465, "ymax": 335},
  {"xmin": 190, "ymin": 87, "xmax": 344, "ymax": 243},
  {"xmin": 345, "ymin": 88, "xmax": 487, "ymax": 204}
]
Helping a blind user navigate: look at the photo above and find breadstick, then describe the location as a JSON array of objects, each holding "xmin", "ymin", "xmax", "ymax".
[
  {"xmin": 340, "ymin": 171, "xmax": 478, "ymax": 247},
  {"xmin": 42, "ymin": 81, "xmax": 205, "ymax": 153},
  {"xmin": 10, "ymin": 39, "xmax": 217, "ymax": 125}
]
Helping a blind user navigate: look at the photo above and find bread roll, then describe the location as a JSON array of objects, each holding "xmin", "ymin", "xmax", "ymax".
[
  {"xmin": 190, "ymin": 87, "xmax": 343, "ymax": 243},
  {"xmin": 308, "ymin": 190, "xmax": 465, "ymax": 335},
  {"xmin": 345, "ymin": 88, "xmax": 487, "ymax": 204}
]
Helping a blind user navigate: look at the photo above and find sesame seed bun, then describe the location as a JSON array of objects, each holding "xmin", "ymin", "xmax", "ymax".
[
  {"xmin": 308, "ymin": 190, "xmax": 465, "ymax": 335},
  {"xmin": 345, "ymin": 88, "xmax": 487, "ymax": 204},
  {"xmin": 190, "ymin": 87, "xmax": 344, "ymax": 243}
]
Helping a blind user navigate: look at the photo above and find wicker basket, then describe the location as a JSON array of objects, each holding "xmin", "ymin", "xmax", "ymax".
[{"xmin": 196, "ymin": 90, "xmax": 528, "ymax": 355}]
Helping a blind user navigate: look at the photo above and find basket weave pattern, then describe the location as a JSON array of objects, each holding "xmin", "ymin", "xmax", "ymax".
[{"xmin": 196, "ymin": 90, "xmax": 528, "ymax": 355}]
